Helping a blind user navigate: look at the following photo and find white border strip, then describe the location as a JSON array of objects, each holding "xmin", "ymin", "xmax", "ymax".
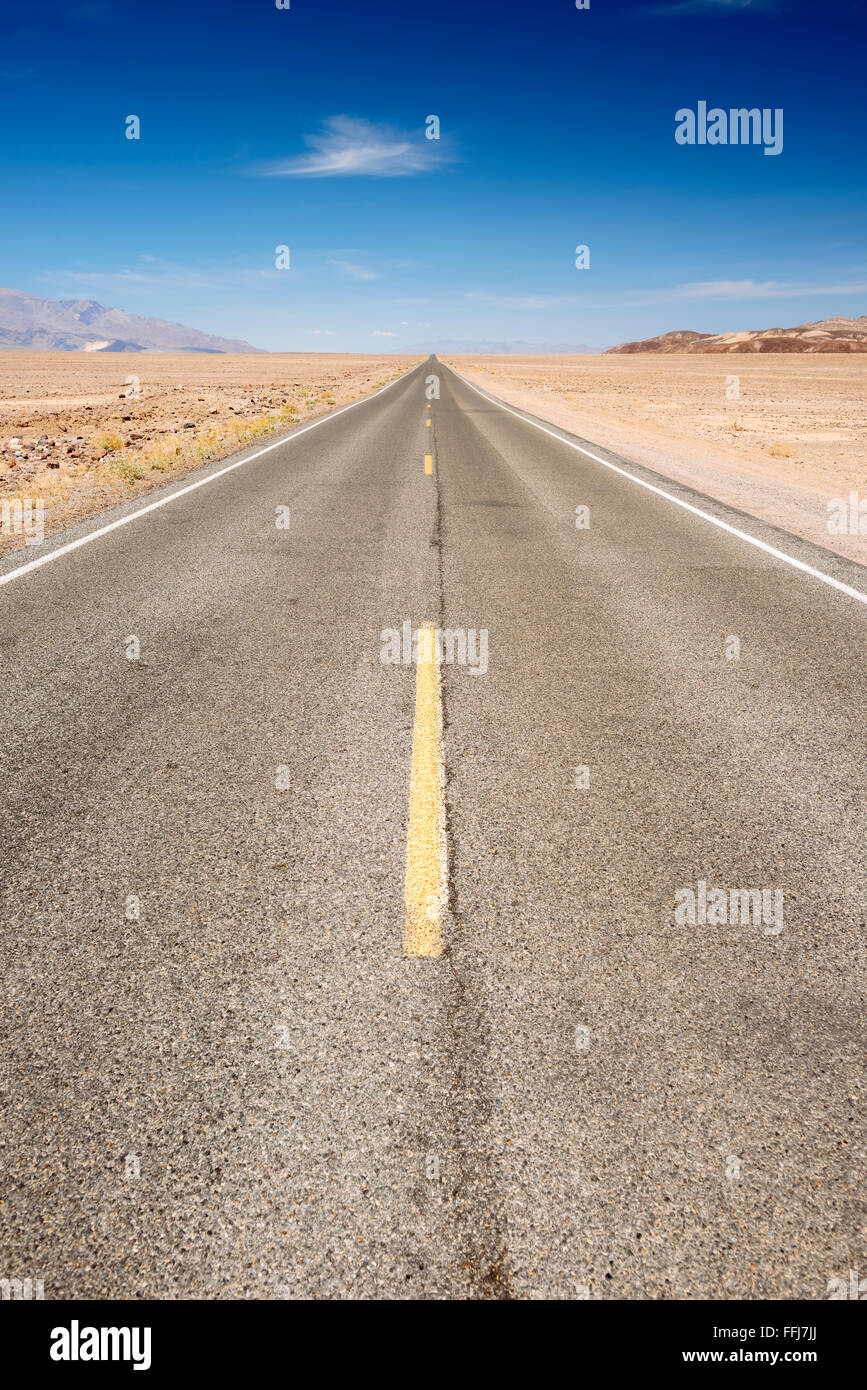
[
  {"xmin": 451, "ymin": 366, "xmax": 867, "ymax": 608},
  {"xmin": 0, "ymin": 364, "xmax": 420, "ymax": 589}
]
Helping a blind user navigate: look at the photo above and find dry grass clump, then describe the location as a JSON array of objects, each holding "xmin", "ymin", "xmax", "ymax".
[
  {"xmin": 104, "ymin": 404, "xmax": 300, "ymax": 486},
  {"xmin": 93, "ymin": 430, "xmax": 126, "ymax": 455}
]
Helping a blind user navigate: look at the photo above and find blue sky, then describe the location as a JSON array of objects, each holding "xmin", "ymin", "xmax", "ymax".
[{"xmin": 1, "ymin": 0, "xmax": 864, "ymax": 351}]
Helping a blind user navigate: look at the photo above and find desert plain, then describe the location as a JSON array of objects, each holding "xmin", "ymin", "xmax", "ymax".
[
  {"xmin": 1, "ymin": 350, "xmax": 865, "ymax": 564},
  {"xmin": 0, "ymin": 353, "xmax": 422, "ymax": 555},
  {"xmin": 448, "ymin": 353, "xmax": 867, "ymax": 564}
]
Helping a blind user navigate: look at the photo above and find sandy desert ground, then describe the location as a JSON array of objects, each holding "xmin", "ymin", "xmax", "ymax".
[
  {"xmin": 447, "ymin": 354, "xmax": 867, "ymax": 565},
  {"xmin": 0, "ymin": 353, "xmax": 422, "ymax": 555},
  {"xmin": 2, "ymin": 351, "xmax": 865, "ymax": 565}
]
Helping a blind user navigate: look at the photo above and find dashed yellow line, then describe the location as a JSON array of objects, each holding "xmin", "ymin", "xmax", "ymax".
[
  {"xmin": 404, "ymin": 623, "xmax": 444, "ymax": 957},
  {"xmin": 424, "ymin": 454, "xmax": 433, "ymax": 474}
]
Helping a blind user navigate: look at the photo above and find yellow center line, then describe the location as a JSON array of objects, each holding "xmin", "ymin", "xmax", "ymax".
[
  {"xmin": 424, "ymin": 454, "xmax": 433, "ymax": 474},
  {"xmin": 404, "ymin": 624, "xmax": 444, "ymax": 957}
]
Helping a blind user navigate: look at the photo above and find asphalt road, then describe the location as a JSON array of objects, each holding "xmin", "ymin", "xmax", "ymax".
[{"xmin": 1, "ymin": 357, "xmax": 864, "ymax": 1300}]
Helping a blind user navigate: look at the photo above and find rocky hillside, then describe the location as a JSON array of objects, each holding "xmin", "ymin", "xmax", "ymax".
[
  {"xmin": 606, "ymin": 315, "xmax": 867, "ymax": 354},
  {"xmin": 0, "ymin": 289, "xmax": 263, "ymax": 353}
]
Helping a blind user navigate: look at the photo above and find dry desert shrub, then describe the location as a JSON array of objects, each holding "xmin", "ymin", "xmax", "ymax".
[
  {"xmin": 93, "ymin": 430, "xmax": 126, "ymax": 454},
  {"xmin": 105, "ymin": 403, "xmax": 300, "ymax": 487}
]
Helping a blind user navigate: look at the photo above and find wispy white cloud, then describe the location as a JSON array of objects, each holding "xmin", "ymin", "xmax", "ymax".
[
  {"xmin": 647, "ymin": 0, "xmax": 780, "ymax": 15},
  {"xmin": 465, "ymin": 292, "xmax": 573, "ymax": 309},
  {"xmin": 616, "ymin": 278, "xmax": 867, "ymax": 305},
  {"xmin": 42, "ymin": 255, "xmax": 289, "ymax": 292},
  {"xmin": 464, "ymin": 279, "xmax": 867, "ymax": 311},
  {"xmin": 254, "ymin": 116, "xmax": 453, "ymax": 178},
  {"xmin": 372, "ymin": 330, "xmax": 397, "ymax": 337},
  {"xmin": 311, "ymin": 329, "xmax": 336, "ymax": 336},
  {"xmin": 327, "ymin": 259, "xmax": 381, "ymax": 281}
]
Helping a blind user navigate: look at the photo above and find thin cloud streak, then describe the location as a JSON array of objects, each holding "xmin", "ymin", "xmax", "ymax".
[
  {"xmin": 465, "ymin": 280, "xmax": 867, "ymax": 310},
  {"xmin": 41, "ymin": 257, "xmax": 290, "ymax": 292},
  {"xmin": 615, "ymin": 279, "xmax": 867, "ymax": 306},
  {"xmin": 465, "ymin": 292, "xmax": 573, "ymax": 309},
  {"xmin": 646, "ymin": 0, "xmax": 780, "ymax": 15},
  {"xmin": 254, "ymin": 116, "xmax": 454, "ymax": 178},
  {"xmin": 327, "ymin": 259, "xmax": 381, "ymax": 281}
]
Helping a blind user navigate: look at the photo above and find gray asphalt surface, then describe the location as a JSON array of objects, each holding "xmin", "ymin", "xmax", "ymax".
[{"xmin": 1, "ymin": 357, "xmax": 864, "ymax": 1299}]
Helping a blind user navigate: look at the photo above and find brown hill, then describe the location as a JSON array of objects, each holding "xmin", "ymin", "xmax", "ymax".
[
  {"xmin": 605, "ymin": 329, "xmax": 713, "ymax": 354},
  {"xmin": 606, "ymin": 315, "xmax": 867, "ymax": 354}
]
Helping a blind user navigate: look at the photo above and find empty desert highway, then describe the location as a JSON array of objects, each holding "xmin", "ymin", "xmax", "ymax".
[{"xmin": 1, "ymin": 357, "xmax": 864, "ymax": 1300}]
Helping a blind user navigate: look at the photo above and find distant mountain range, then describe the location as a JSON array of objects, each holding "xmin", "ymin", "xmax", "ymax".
[
  {"xmin": 0, "ymin": 289, "xmax": 264, "ymax": 353},
  {"xmin": 408, "ymin": 339, "xmax": 595, "ymax": 354},
  {"xmin": 606, "ymin": 315, "xmax": 867, "ymax": 354}
]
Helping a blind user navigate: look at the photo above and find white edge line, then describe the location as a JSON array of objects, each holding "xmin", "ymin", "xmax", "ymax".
[
  {"xmin": 0, "ymin": 363, "xmax": 422, "ymax": 589},
  {"xmin": 449, "ymin": 365, "xmax": 867, "ymax": 608}
]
